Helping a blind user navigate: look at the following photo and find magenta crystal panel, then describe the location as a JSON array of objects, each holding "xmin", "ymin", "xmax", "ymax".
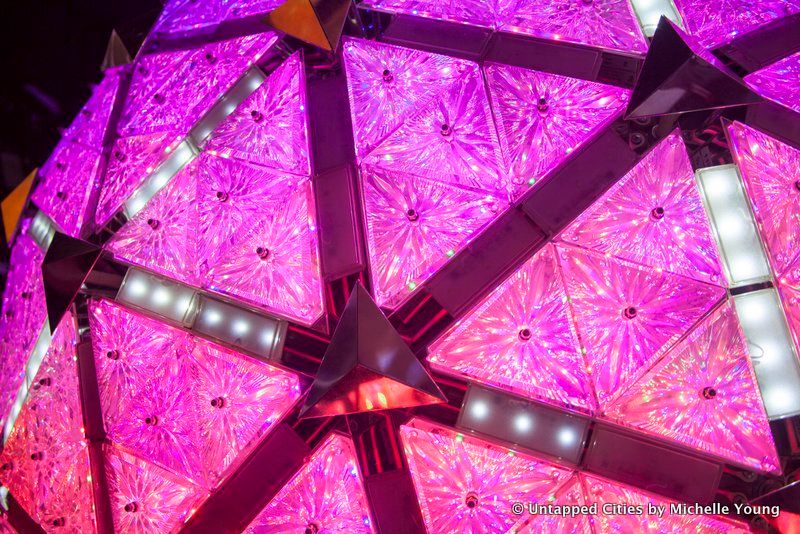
[
  {"xmin": 604, "ymin": 302, "xmax": 780, "ymax": 473},
  {"xmin": 486, "ymin": 63, "xmax": 630, "ymax": 197},
  {"xmin": 561, "ymin": 132, "xmax": 724, "ymax": 285},
  {"xmin": 108, "ymin": 152, "xmax": 324, "ymax": 326},
  {"xmin": 362, "ymin": 0, "xmax": 497, "ymax": 27},
  {"xmin": 343, "ymin": 38, "xmax": 476, "ymax": 160},
  {"xmin": 362, "ymin": 165, "xmax": 502, "ymax": 308},
  {"xmin": 96, "ymin": 130, "xmax": 183, "ymax": 227},
  {"xmin": 62, "ymin": 66, "xmax": 124, "ymax": 149},
  {"xmin": 558, "ymin": 245, "xmax": 726, "ymax": 405},
  {"xmin": 89, "ymin": 298, "xmax": 301, "ymax": 488},
  {"xmin": 204, "ymin": 53, "xmax": 310, "ymax": 175},
  {"xmin": 245, "ymin": 433, "xmax": 374, "ymax": 533},
  {"xmin": 32, "ymin": 140, "xmax": 103, "ymax": 236},
  {"xmin": 581, "ymin": 474, "xmax": 750, "ymax": 532},
  {"xmin": 107, "ymin": 166, "xmax": 199, "ymax": 285},
  {"xmin": 673, "ymin": 0, "xmax": 800, "ymax": 49},
  {"xmin": 498, "ymin": 0, "xmax": 648, "ymax": 53},
  {"xmin": 0, "ymin": 234, "xmax": 46, "ymax": 425},
  {"xmin": 0, "ymin": 317, "xmax": 96, "ymax": 531},
  {"xmin": 509, "ymin": 475, "xmax": 592, "ymax": 534},
  {"xmin": 118, "ymin": 32, "xmax": 277, "ymax": 136},
  {"xmin": 203, "ymin": 172, "xmax": 323, "ymax": 325},
  {"xmin": 153, "ymin": 0, "xmax": 282, "ymax": 36},
  {"xmin": 400, "ymin": 418, "xmax": 572, "ymax": 534},
  {"xmin": 363, "ymin": 64, "xmax": 506, "ymax": 196},
  {"xmin": 745, "ymin": 52, "xmax": 800, "ymax": 114},
  {"xmin": 727, "ymin": 121, "xmax": 800, "ymax": 277},
  {"xmin": 428, "ymin": 245, "xmax": 595, "ymax": 412},
  {"xmin": 105, "ymin": 445, "xmax": 205, "ymax": 533}
]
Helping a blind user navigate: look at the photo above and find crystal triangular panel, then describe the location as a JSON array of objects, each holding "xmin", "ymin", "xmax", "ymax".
[
  {"xmin": 561, "ymin": 131, "xmax": 724, "ymax": 284},
  {"xmin": 428, "ymin": 244, "xmax": 595, "ymax": 413}
]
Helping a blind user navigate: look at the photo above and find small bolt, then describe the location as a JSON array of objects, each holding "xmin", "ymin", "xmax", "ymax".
[
  {"xmin": 440, "ymin": 123, "xmax": 452, "ymax": 137},
  {"xmin": 30, "ymin": 451, "xmax": 44, "ymax": 461},
  {"xmin": 124, "ymin": 502, "xmax": 139, "ymax": 513},
  {"xmin": 537, "ymin": 97, "xmax": 549, "ymax": 112},
  {"xmin": 650, "ymin": 206, "xmax": 665, "ymax": 220},
  {"xmin": 21, "ymin": 291, "xmax": 32, "ymax": 300},
  {"xmin": 623, "ymin": 306, "xmax": 638, "ymax": 319},
  {"xmin": 153, "ymin": 93, "xmax": 165, "ymax": 104},
  {"xmin": 147, "ymin": 218, "xmax": 160, "ymax": 230},
  {"xmin": 382, "ymin": 69, "xmax": 393, "ymax": 82},
  {"xmin": 518, "ymin": 328, "xmax": 532, "ymax": 341},
  {"xmin": 216, "ymin": 191, "xmax": 229, "ymax": 202},
  {"xmin": 250, "ymin": 110, "xmax": 263, "ymax": 122},
  {"xmin": 39, "ymin": 377, "xmax": 51, "ymax": 387},
  {"xmin": 52, "ymin": 517, "xmax": 66, "ymax": 527},
  {"xmin": 794, "ymin": 180, "xmax": 800, "ymax": 192},
  {"xmin": 465, "ymin": 492, "xmax": 479, "ymax": 509},
  {"xmin": 55, "ymin": 162, "xmax": 65, "ymax": 171},
  {"xmin": 56, "ymin": 191, "xmax": 67, "ymax": 200},
  {"xmin": 205, "ymin": 52, "xmax": 217, "ymax": 64},
  {"xmin": 145, "ymin": 416, "xmax": 159, "ymax": 426},
  {"xmin": 701, "ymin": 386, "xmax": 717, "ymax": 399},
  {"xmin": 256, "ymin": 246, "xmax": 270, "ymax": 260},
  {"xmin": 114, "ymin": 150, "xmax": 126, "ymax": 162},
  {"xmin": 210, "ymin": 396, "xmax": 226, "ymax": 408},
  {"xmin": 1, "ymin": 462, "xmax": 13, "ymax": 471},
  {"xmin": 406, "ymin": 208, "xmax": 419, "ymax": 222},
  {"xmin": 106, "ymin": 350, "xmax": 120, "ymax": 360}
]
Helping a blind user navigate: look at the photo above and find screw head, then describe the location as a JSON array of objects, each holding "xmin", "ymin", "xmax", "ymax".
[
  {"xmin": 465, "ymin": 492, "xmax": 479, "ymax": 509},
  {"xmin": 623, "ymin": 306, "xmax": 638, "ymax": 319},
  {"xmin": 440, "ymin": 123, "xmax": 452, "ymax": 137},
  {"xmin": 250, "ymin": 110, "xmax": 263, "ymax": 122},
  {"xmin": 147, "ymin": 218, "xmax": 160, "ymax": 230},
  {"xmin": 145, "ymin": 416, "xmax": 159, "ymax": 426},
  {"xmin": 256, "ymin": 246, "xmax": 270, "ymax": 260},
  {"xmin": 382, "ymin": 69, "xmax": 393, "ymax": 82},
  {"xmin": 537, "ymin": 97, "xmax": 549, "ymax": 112},
  {"xmin": 124, "ymin": 502, "xmax": 139, "ymax": 513},
  {"xmin": 210, "ymin": 396, "xmax": 226, "ymax": 408},
  {"xmin": 216, "ymin": 191, "xmax": 229, "ymax": 202},
  {"xmin": 106, "ymin": 350, "xmax": 120, "ymax": 360},
  {"xmin": 406, "ymin": 208, "xmax": 419, "ymax": 222},
  {"xmin": 701, "ymin": 386, "xmax": 717, "ymax": 399},
  {"xmin": 518, "ymin": 328, "xmax": 532, "ymax": 341},
  {"xmin": 650, "ymin": 206, "xmax": 665, "ymax": 220}
]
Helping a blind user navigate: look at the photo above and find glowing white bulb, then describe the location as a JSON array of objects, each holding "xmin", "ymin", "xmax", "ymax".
[
  {"xmin": 470, "ymin": 400, "xmax": 489, "ymax": 420},
  {"xmin": 513, "ymin": 414, "xmax": 532, "ymax": 433},
  {"xmin": 557, "ymin": 427, "xmax": 577, "ymax": 447}
]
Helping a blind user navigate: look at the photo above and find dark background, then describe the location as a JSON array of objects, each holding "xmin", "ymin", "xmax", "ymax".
[{"xmin": 0, "ymin": 0, "xmax": 163, "ymax": 197}]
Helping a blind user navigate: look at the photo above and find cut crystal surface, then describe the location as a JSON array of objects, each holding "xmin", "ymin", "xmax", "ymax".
[
  {"xmin": 400, "ymin": 418, "xmax": 573, "ymax": 534},
  {"xmin": 673, "ymin": 0, "xmax": 800, "ymax": 49},
  {"xmin": 362, "ymin": 165, "xmax": 503, "ymax": 308},
  {"xmin": 604, "ymin": 303, "xmax": 780, "ymax": 473},
  {"xmin": 428, "ymin": 245, "xmax": 595, "ymax": 412},
  {"xmin": 727, "ymin": 121, "xmax": 800, "ymax": 277},
  {"xmin": 745, "ymin": 52, "xmax": 800, "ymax": 114},
  {"xmin": 32, "ymin": 140, "xmax": 103, "ymax": 237},
  {"xmin": 62, "ymin": 66, "xmax": 124, "ymax": 149},
  {"xmin": 245, "ymin": 433, "xmax": 374, "ymax": 533},
  {"xmin": 561, "ymin": 132, "xmax": 724, "ymax": 284},
  {"xmin": 498, "ymin": 0, "xmax": 648, "ymax": 53},
  {"xmin": 89, "ymin": 299, "xmax": 301, "ymax": 488},
  {"xmin": 486, "ymin": 63, "xmax": 630, "ymax": 197},
  {"xmin": 558, "ymin": 244, "xmax": 726, "ymax": 405},
  {"xmin": 343, "ymin": 38, "xmax": 475, "ymax": 160},
  {"xmin": 204, "ymin": 52, "xmax": 310, "ymax": 175}
]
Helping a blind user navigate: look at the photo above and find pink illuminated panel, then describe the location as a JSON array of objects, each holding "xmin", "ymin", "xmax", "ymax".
[
  {"xmin": 428, "ymin": 245, "xmax": 595, "ymax": 412},
  {"xmin": 581, "ymin": 474, "xmax": 749, "ymax": 532},
  {"xmin": 561, "ymin": 132, "xmax": 724, "ymax": 285},
  {"xmin": 558, "ymin": 245, "xmax": 725, "ymax": 405},
  {"xmin": 105, "ymin": 446, "xmax": 204, "ymax": 533},
  {"xmin": 118, "ymin": 33, "xmax": 277, "ymax": 136},
  {"xmin": 510, "ymin": 475, "xmax": 592, "ymax": 534},
  {"xmin": 745, "ymin": 52, "xmax": 800, "ymax": 114},
  {"xmin": 154, "ymin": 0, "xmax": 282, "ymax": 36},
  {"xmin": 673, "ymin": 0, "xmax": 800, "ymax": 49},
  {"xmin": 204, "ymin": 174, "xmax": 323, "ymax": 325},
  {"xmin": 204, "ymin": 52, "xmax": 310, "ymax": 175},
  {"xmin": 32, "ymin": 140, "xmax": 103, "ymax": 237},
  {"xmin": 89, "ymin": 299, "xmax": 301, "ymax": 489},
  {"xmin": 486, "ymin": 63, "xmax": 630, "ymax": 197},
  {"xmin": 108, "ymin": 152, "xmax": 324, "ymax": 326},
  {"xmin": 498, "ymin": 0, "xmax": 647, "ymax": 53},
  {"xmin": 605, "ymin": 303, "xmax": 780, "ymax": 473},
  {"xmin": 727, "ymin": 121, "xmax": 800, "ymax": 277},
  {"xmin": 107, "ymin": 166, "xmax": 199, "ymax": 285},
  {"xmin": 400, "ymin": 418, "xmax": 572, "ymax": 533},
  {"xmin": 363, "ymin": 0, "xmax": 496, "ymax": 27},
  {"xmin": 363, "ymin": 63, "xmax": 505, "ymax": 196},
  {"xmin": 62, "ymin": 66, "xmax": 123, "ymax": 149},
  {"xmin": 343, "ymin": 38, "xmax": 475, "ymax": 160},
  {"xmin": 245, "ymin": 433, "xmax": 374, "ymax": 533},
  {"xmin": 0, "ymin": 318, "xmax": 96, "ymax": 531},
  {"xmin": 96, "ymin": 131, "xmax": 183, "ymax": 227},
  {"xmin": 0, "ymin": 234, "xmax": 46, "ymax": 424},
  {"xmin": 362, "ymin": 165, "xmax": 502, "ymax": 308}
]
